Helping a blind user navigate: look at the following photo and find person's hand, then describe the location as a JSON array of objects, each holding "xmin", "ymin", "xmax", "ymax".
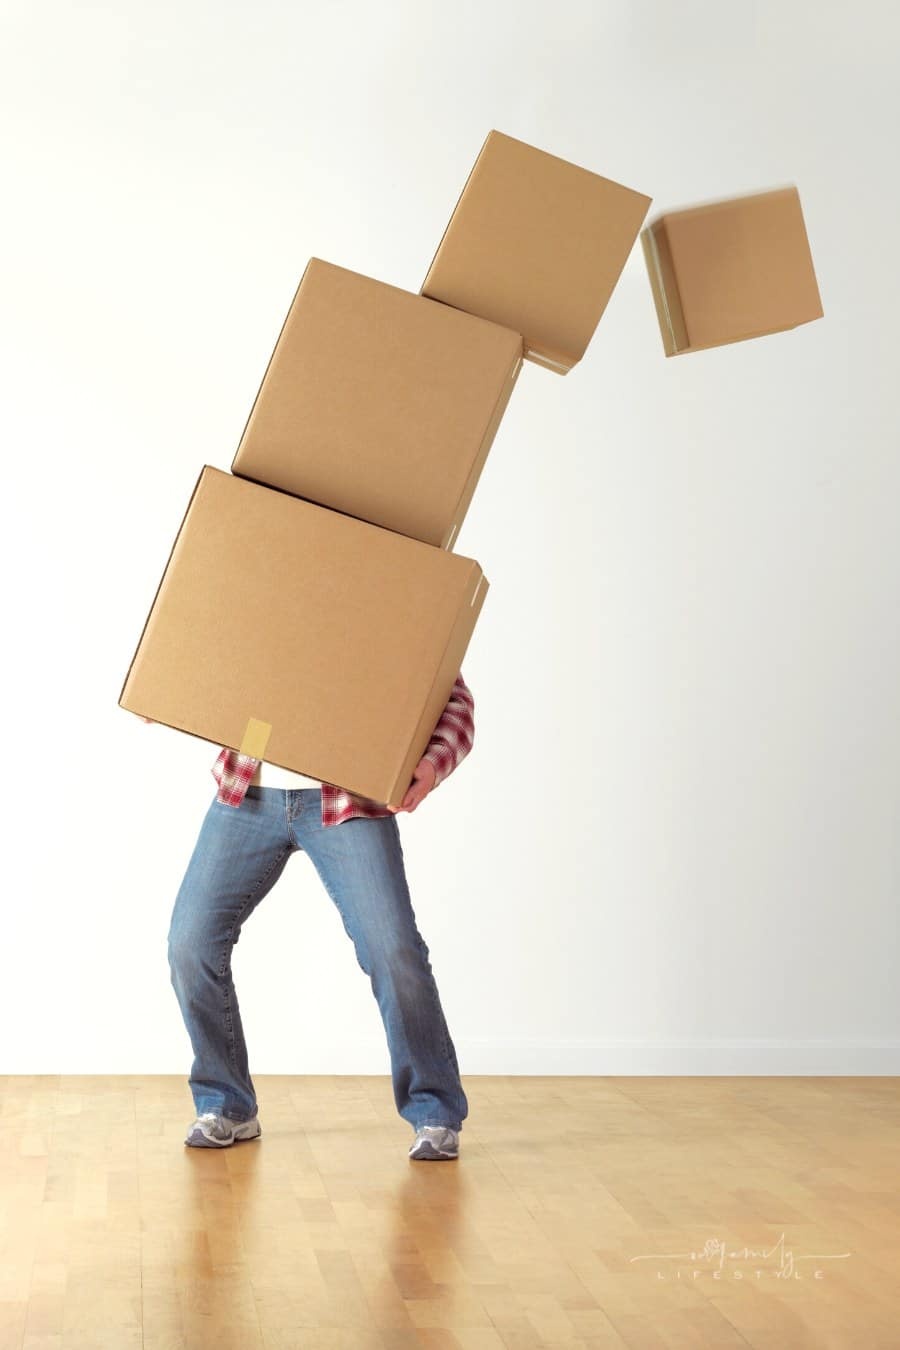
[
  {"xmin": 138, "ymin": 715, "xmax": 155, "ymax": 724},
  {"xmin": 387, "ymin": 756, "xmax": 436, "ymax": 813}
]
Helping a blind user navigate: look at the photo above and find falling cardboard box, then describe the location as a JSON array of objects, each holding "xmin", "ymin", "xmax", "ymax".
[
  {"xmin": 231, "ymin": 258, "xmax": 523, "ymax": 551},
  {"xmin": 641, "ymin": 185, "xmax": 824, "ymax": 356},
  {"xmin": 118, "ymin": 467, "xmax": 488, "ymax": 808},
  {"xmin": 420, "ymin": 129, "xmax": 652, "ymax": 375}
]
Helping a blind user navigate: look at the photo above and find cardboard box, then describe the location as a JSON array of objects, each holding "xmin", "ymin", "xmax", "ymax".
[
  {"xmin": 641, "ymin": 186, "xmax": 824, "ymax": 356},
  {"xmin": 231, "ymin": 258, "xmax": 523, "ymax": 551},
  {"xmin": 118, "ymin": 467, "xmax": 488, "ymax": 808},
  {"xmin": 420, "ymin": 129, "xmax": 652, "ymax": 375}
]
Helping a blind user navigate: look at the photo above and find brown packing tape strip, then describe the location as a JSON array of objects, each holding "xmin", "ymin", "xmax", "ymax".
[
  {"xmin": 524, "ymin": 347, "xmax": 572, "ymax": 373},
  {"xmin": 642, "ymin": 225, "xmax": 677, "ymax": 354},
  {"xmin": 239, "ymin": 716, "xmax": 272, "ymax": 759}
]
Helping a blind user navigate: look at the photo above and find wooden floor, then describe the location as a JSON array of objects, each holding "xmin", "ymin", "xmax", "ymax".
[{"xmin": 0, "ymin": 1076, "xmax": 897, "ymax": 1349}]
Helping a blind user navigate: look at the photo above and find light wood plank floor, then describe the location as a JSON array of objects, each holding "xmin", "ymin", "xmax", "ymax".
[{"xmin": 0, "ymin": 1076, "xmax": 897, "ymax": 1349}]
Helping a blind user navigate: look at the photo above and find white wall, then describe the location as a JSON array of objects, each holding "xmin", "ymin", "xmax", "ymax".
[{"xmin": 3, "ymin": 0, "xmax": 897, "ymax": 1076}]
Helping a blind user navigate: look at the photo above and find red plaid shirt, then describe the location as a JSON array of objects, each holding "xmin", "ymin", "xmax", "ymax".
[{"xmin": 211, "ymin": 671, "xmax": 475, "ymax": 827}]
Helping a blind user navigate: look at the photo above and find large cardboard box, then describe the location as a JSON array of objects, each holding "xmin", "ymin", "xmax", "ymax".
[
  {"xmin": 420, "ymin": 129, "xmax": 652, "ymax": 375},
  {"xmin": 118, "ymin": 467, "xmax": 488, "ymax": 808},
  {"xmin": 641, "ymin": 186, "xmax": 824, "ymax": 356},
  {"xmin": 231, "ymin": 258, "xmax": 523, "ymax": 551}
]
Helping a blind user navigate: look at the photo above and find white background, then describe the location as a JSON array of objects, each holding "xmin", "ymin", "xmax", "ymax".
[{"xmin": 2, "ymin": 0, "xmax": 898, "ymax": 1076}]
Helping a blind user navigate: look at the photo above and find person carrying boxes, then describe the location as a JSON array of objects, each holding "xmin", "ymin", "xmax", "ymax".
[{"xmin": 141, "ymin": 669, "xmax": 473, "ymax": 1162}]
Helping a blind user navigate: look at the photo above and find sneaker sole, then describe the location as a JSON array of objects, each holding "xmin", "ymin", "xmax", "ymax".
[
  {"xmin": 408, "ymin": 1138, "xmax": 458, "ymax": 1160},
  {"xmin": 185, "ymin": 1118, "xmax": 262, "ymax": 1148}
]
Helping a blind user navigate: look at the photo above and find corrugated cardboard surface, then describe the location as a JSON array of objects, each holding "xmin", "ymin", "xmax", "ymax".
[
  {"xmin": 118, "ymin": 467, "xmax": 488, "ymax": 807},
  {"xmin": 420, "ymin": 129, "xmax": 652, "ymax": 374},
  {"xmin": 642, "ymin": 186, "xmax": 824, "ymax": 355},
  {"xmin": 232, "ymin": 258, "xmax": 523, "ymax": 549}
]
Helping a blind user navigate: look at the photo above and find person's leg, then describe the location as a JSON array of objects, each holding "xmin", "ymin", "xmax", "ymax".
[
  {"xmin": 167, "ymin": 787, "xmax": 297, "ymax": 1121},
  {"xmin": 290, "ymin": 788, "xmax": 468, "ymax": 1133}
]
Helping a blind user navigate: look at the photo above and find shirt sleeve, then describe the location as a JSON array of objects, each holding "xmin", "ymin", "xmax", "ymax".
[{"xmin": 420, "ymin": 670, "xmax": 475, "ymax": 789}]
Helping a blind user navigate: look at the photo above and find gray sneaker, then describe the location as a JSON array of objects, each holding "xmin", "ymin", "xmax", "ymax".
[
  {"xmin": 408, "ymin": 1125, "xmax": 459, "ymax": 1160},
  {"xmin": 185, "ymin": 1112, "xmax": 262, "ymax": 1148}
]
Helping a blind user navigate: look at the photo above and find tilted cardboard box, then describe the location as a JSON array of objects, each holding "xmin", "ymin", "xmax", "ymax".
[
  {"xmin": 231, "ymin": 258, "xmax": 523, "ymax": 551},
  {"xmin": 420, "ymin": 129, "xmax": 652, "ymax": 375},
  {"xmin": 118, "ymin": 467, "xmax": 488, "ymax": 808},
  {"xmin": 641, "ymin": 186, "xmax": 824, "ymax": 356}
]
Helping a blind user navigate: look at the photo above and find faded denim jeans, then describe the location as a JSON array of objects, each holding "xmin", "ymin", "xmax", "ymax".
[{"xmin": 167, "ymin": 786, "xmax": 468, "ymax": 1133}]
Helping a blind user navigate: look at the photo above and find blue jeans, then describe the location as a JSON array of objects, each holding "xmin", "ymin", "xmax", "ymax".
[{"xmin": 167, "ymin": 787, "xmax": 468, "ymax": 1133}]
